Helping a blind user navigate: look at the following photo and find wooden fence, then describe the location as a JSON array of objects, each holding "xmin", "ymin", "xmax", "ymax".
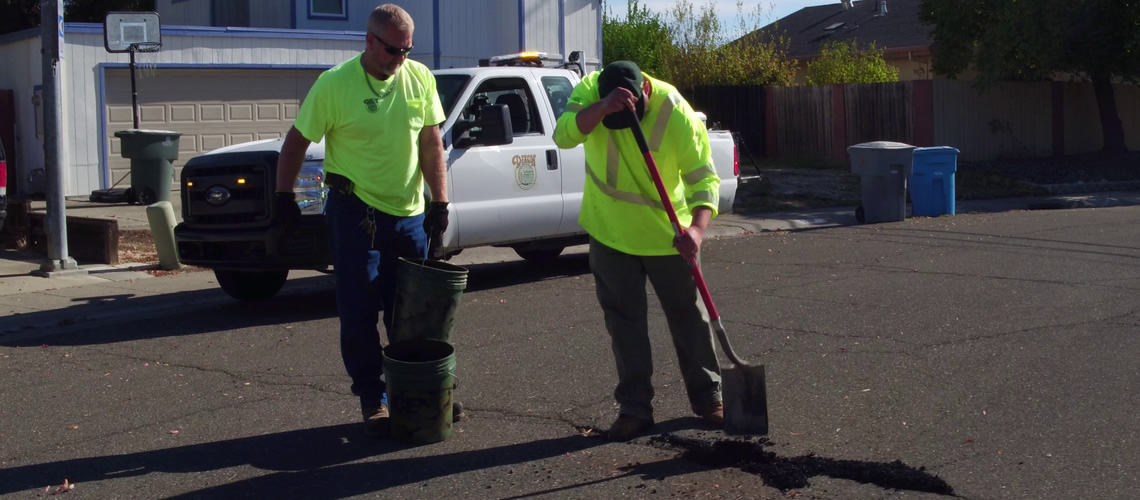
[
  {"xmin": 682, "ymin": 80, "xmax": 1140, "ymax": 164},
  {"xmin": 681, "ymin": 84, "xmax": 766, "ymax": 157}
]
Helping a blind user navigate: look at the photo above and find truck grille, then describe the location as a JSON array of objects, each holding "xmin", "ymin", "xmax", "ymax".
[{"xmin": 180, "ymin": 151, "xmax": 277, "ymax": 229}]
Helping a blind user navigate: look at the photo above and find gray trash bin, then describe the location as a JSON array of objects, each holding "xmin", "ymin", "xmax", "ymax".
[
  {"xmin": 114, "ymin": 129, "xmax": 182, "ymax": 205},
  {"xmin": 847, "ymin": 141, "xmax": 915, "ymax": 223}
]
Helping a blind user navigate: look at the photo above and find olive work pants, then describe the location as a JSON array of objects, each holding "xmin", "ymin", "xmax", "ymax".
[{"xmin": 588, "ymin": 237, "xmax": 722, "ymax": 421}]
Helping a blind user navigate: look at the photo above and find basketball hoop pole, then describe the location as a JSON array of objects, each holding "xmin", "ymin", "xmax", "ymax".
[{"xmin": 129, "ymin": 45, "xmax": 139, "ymax": 128}]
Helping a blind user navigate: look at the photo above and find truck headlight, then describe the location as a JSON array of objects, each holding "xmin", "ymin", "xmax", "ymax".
[{"xmin": 295, "ymin": 162, "xmax": 328, "ymax": 215}]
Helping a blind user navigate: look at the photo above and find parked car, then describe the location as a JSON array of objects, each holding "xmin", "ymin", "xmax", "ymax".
[{"xmin": 174, "ymin": 52, "xmax": 740, "ymax": 300}]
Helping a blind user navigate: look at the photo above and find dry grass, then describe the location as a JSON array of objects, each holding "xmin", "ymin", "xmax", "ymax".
[
  {"xmin": 118, "ymin": 229, "xmax": 207, "ymax": 276},
  {"xmin": 118, "ymin": 230, "xmax": 159, "ymax": 264}
]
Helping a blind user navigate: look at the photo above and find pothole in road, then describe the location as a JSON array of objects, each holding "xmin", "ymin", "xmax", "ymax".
[{"xmin": 647, "ymin": 434, "xmax": 956, "ymax": 496}]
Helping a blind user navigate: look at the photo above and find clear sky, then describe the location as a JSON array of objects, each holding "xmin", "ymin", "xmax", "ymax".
[{"xmin": 607, "ymin": 0, "xmax": 840, "ymax": 36}]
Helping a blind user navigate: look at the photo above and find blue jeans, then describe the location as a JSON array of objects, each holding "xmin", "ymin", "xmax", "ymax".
[{"xmin": 326, "ymin": 189, "xmax": 426, "ymax": 409}]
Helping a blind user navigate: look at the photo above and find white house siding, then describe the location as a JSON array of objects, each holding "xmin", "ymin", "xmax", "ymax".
[
  {"xmin": 524, "ymin": 0, "xmax": 561, "ymax": 56},
  {"xmin": 0, "ymin": 35, "xmax": 40, "ymax": 196},
  {"xmin": 157, "ymin": 0, "xmax": 212, "ymax": 27},
  {"xmin": 437, "ymin": 0, "xmax": 520, "ymax": 69},
  {"xmin": 296, "ymin": 0, "xmax": 389, "ymax": 31},
  {"xmin": 565, "ymin": 0, "xmax": 602, "ymax": 71},
  {"xmin": 250, "ymin": 0, "xmax": 292, "ymax": 28},
  {"xmin": 42, "ymin": 24, "xmax": 363, "ymax": 196},
  {"xmin": 154, "ymin": 0, "xmax": 601, "ymax": 71}
]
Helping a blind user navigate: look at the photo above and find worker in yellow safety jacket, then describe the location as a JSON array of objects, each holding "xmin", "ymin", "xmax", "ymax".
[{"xmin": 553, "ymin": 61, "xmax": 724, "ymax": 442}]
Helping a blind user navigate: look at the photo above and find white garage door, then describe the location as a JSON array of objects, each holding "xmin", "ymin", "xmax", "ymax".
[{"xmin": 104, "ymin": 68, "xmax": 321, "ymax": 189}]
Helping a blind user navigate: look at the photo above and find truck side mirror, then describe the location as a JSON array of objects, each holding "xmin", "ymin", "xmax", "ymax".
[
  {"xmin": 477, "ymin": 104, "xmax": 513, "ymax": 147},
  {"xmin": 454, "ymin": 104, "xmax": 513, "ymax": 149}
]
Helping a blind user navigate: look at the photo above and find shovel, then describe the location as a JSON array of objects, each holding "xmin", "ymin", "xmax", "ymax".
[{"xmin": 625, "ymin": 112, "xmax": 769, "ymax": 435}]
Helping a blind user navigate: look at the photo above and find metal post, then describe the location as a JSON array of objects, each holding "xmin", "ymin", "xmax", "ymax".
[
  {"xmin": 129, "ymin": 48, "xmax": 139, "ymax": 129},
  {"xmin": 38, "ymin": 0, "xmax": 79, "ymax": 274}
]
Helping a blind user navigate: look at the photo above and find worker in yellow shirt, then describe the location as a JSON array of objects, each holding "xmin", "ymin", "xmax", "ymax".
[
  {"xmin": 554, "ymin": 61, "xmax": 724, "ymax": 441},
  {"xmin": 274, "ymin": 4, "xmax": 449, "ymax": 438}
]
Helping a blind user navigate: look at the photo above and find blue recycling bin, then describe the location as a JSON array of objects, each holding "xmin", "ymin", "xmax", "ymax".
[{"xmin": 909, "ymin": 147, "xmax": 960, "ymax": 217}]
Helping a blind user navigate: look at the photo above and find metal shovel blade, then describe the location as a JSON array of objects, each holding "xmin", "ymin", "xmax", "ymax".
[{"xmin": 722, "ymin": 362, "xmax": 770, "ymax": 435}]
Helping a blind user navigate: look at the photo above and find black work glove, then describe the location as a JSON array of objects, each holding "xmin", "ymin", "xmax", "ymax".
[
  {"xmin": 424, "ymin": 201, "xmax": 449, "ymax": 240},
  {"xmin": 275, "ymin": 192, "xmax": 302, "ymax": 232}
]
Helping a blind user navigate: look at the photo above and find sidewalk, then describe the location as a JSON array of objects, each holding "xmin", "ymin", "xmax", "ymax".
[{"xmin": 3, "ymin": 190, "xmax": 1140, "ymax": 339}]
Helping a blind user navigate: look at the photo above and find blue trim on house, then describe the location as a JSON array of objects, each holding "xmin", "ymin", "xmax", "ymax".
[
  {"xmin": 60, "ymin": 22, "xmax": 365, "ymax": 41},
  {"xmin": 518, "ymin": 0, "xmax": 526, "ymax": 51},
  {"xmin": 307, "ymin": 0, "xmax": 348, "ymax": 21},
  {"xmin": 100, "ymin": 63, "xmax": 333, "ymax": 70},
  {"xmin": 95, "ymin": 62, "xmax": 336, "ymax": 189},
  {"xmin": 558, "ymin": 0, "xmax": 565, "ymax": 59},
  {"xmin": 291, "ymin": 0, "xmax": 297, "ymax": 28},
  {"xmin": 432, "ymin": 0, "xmax": 440, "ymax": 69}
]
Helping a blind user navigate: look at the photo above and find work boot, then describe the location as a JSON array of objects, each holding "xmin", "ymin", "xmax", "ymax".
[
  {"xmin": 606, "ymin": 415, "xmax": 653, "ymax": 442},
  {"xmin": 362, "ymin": 404, "xmax": 390, "ymax": 438},
  {"xmin": 694, "ymin": 401, "xmax": 725, "ymax": 428}
]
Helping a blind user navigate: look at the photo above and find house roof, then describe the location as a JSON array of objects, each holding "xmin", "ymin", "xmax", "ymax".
[{"xmin": 756, "ymin": 0, "xmax": 931, "ymax": 59}]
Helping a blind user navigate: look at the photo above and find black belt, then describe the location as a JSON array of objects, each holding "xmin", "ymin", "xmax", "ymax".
[{"xmin": 325, "ymin": 172, "xmax": 354, "ymax": 195}]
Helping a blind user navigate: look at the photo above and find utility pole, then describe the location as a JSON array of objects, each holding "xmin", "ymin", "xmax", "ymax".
[{"xmin": 38, "ymin": 0, "xmax": 80, "ymax": 275}]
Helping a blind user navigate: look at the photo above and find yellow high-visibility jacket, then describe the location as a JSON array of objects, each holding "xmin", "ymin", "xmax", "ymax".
[{"xmin": 553, "ymin": 71, "xmax": 719, "ymax": 256}]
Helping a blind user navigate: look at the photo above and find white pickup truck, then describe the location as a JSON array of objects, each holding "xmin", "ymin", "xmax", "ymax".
[{"xmin": 174, "ymin": 52, "xmax": 739, "ymax": 300}]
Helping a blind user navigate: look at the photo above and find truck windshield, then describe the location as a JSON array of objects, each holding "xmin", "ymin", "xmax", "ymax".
[{"xmin": 435, "ymin": 75, "xmax": 470, "ymax": 118}]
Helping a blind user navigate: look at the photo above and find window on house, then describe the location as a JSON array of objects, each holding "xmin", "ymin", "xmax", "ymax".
[{"xmin": 310, "ymin": 0, "xmax": 346, "ymax": 18}]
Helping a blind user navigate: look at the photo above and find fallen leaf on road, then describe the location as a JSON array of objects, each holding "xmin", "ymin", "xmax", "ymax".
[
  {"xmin": 789, "ymin": 432, "xmax": 804, "ymax": 436},
  {"xmin": 169, "ymin": 430, "xmax": 180, "ymax": 435},
  {"xmin": 67, "ymin": 425, "xmax": 78, "ymax": 430},
  {"xmin": 43, "ymin": 479, "xmax": 74, "ymax": 495}
]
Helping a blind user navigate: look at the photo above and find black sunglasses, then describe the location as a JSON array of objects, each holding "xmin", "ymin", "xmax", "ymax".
[{"xmin": 370, "ymin": 32, "xmax": 413, "ymax": 56}]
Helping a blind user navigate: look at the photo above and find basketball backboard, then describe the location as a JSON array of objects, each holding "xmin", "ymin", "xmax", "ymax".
[{"xmin": 104, "ymin": 12, "xmax": 161, "ymax": 53}]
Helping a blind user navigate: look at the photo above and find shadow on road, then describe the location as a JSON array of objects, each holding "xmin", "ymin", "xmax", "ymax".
[
  {"xmin": 462, "ymin": 253, "xmax": 591, "ymax": 293},
  {"xmin": 0, "ymin": 424, "xmax": 605, "ymax": 498},
  {"xmin": 0, "ymin": 255, "xmax": 592, "ymax": 347}
]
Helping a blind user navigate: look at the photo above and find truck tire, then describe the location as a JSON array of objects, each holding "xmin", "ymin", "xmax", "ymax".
[
  {"xmin": 215, "ymin": 269, "xmax": 289, "ymax": 301},
  {"xmin": 514, "ymin": 247, "xmax": 564, "ymax": 264}
]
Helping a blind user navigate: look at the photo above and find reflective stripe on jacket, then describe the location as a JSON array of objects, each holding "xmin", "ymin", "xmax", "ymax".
[{"xmin": 553, "ymin": 71, "xmax": 719, "ymax": 256}]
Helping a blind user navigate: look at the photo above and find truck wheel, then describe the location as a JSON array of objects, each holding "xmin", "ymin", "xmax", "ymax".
[
  {"xmin": 514, "ymin": 247, "xmax": 564, "ymax": 264},
  {"xmin": 214, "ymin": 269, "xmax": 289, "ymax": 301}
]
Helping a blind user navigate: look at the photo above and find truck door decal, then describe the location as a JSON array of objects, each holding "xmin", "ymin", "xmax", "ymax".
[{"xmin": 513, "ymin": 154, "xmax": 537, "ymax": 190}]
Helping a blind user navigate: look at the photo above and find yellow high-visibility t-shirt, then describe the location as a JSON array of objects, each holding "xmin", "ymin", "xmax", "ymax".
[{"xmin": 294, "ymin": 54, "xmax": 445, "ymax": 216}]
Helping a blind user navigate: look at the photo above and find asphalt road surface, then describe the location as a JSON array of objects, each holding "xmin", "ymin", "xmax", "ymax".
[{"xmin": 2, "ymin": 206, "xmax": 1139, "ymax": 499}]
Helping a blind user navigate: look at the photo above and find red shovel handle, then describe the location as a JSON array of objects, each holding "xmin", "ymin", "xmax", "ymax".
[{"xmin": 626, "ymin": 112, "xmax": 720, "ymax": 322}]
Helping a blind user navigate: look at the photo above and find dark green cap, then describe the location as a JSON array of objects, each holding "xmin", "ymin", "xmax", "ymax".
[{"xmin": 598, "ymin": 61, "xmax": 646, "ymax": 130}]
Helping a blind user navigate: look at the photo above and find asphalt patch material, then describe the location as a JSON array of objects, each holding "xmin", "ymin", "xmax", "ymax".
[{"xmin": 648, "ymin": 434, "xmax": 955, "ymax": 495}]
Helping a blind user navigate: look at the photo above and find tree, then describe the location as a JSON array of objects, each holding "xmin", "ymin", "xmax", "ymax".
[
  {"xmin": 804, "ymin": 40, "xmax": 899, "ymax": 86},
  {"xmin": 1, "ymin": 0, "xmax": 155, "ymax": 35},
  {"xmin": 602, "ymin": 0, "xmax": 673, "ymax": 78},
  {"xmin": 920, "ymin": 0, "xmax": 1140, "ymax": 153},
  {"xmin": 661, "ymin": 0, "xmax": 795, "ymax": 87}
]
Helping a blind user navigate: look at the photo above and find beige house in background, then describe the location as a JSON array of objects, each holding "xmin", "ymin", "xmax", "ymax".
[{"xmin": 757, "ymin": 0, "xmax": 935, "ymax": 84}]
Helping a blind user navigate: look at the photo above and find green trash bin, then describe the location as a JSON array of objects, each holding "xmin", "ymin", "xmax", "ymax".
[{"xmin": 114, "ymin": 129, "xmax": 182, "ymax": 205}]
